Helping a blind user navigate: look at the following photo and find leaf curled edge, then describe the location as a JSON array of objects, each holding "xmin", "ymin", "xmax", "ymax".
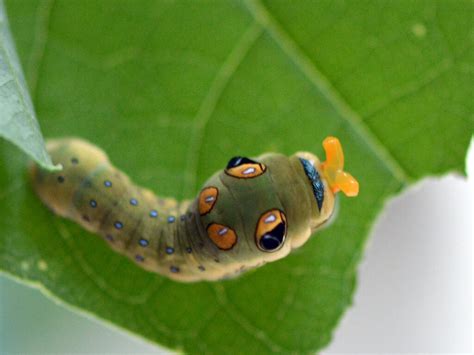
[{"xmin": 0, "ymin": 0, "xmax": 59, "ymax": 171}]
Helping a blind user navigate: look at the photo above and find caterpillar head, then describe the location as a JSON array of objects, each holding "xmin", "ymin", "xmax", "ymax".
[{"xmin": 197, "ymin": 137, "xmax": 359, "ymax": 276}]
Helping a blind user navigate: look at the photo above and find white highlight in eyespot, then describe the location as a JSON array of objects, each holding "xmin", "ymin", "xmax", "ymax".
[
  {"xmin": 218, "ymin": 228, "xmax": 228, "ymax": 236},
  {"xmin": 264, "ymin": 214, "xmax": 276, "ymax": 223},
  {"xmin": 205, "ymin": 196, "xmax": 215, "ymax": 203},
  {"xmin": 243, "ymin": 167, "xmax": 255, "ymax": 175}
]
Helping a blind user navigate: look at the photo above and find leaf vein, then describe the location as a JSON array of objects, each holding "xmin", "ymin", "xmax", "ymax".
[
  {"xmin": 26, "ymin": 0, "xmax": 55, "ymax": 101},
  {"xmin": 54, "ymin": 219, "xmax": 163, "ymax": 306},
  {"xmin": 212, "ymin": 284, "xmax": 287, "ymax": 353},
  {"xmin": 244, "ymin": 0, "xmax": 411, "ymax": 184},
  {"xmin": 182, "ymin": 22, "xmax": 263, "ymax": 197},
  {"xmin": 362, "ymin": 58, "xmax": 454, "ymax": 119}
]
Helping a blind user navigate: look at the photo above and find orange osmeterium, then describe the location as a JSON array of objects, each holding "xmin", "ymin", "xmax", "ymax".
[{"xmin": 320, "ymin": 136, "xmax": 359, "ymax": 197}]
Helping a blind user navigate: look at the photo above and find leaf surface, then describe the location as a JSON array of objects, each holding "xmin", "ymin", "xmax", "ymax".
[{"xmin": 1, "ymin": 0, "xmax": 472, "ymax": 353}]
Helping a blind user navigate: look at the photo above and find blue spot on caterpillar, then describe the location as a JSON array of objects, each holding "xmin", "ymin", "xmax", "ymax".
[{"xmin": 30, "ymin": 137, "xmax": 358, "ymax": 282}]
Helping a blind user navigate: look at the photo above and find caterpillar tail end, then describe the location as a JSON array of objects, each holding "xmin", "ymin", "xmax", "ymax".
[{"xmin": 320, "ymin": 136, "xmax": 359, "ymax": 197}]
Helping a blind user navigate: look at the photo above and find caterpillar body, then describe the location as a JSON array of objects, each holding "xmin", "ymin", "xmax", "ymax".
[{"xmin": 30, "ymin": 137, "xmax": 359, "ymax": 282}]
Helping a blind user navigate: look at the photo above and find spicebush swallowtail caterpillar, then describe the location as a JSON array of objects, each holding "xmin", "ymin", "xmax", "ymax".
[{"xmin": 30, "ymin": 136, "xmax": 359, "ymax": 282}]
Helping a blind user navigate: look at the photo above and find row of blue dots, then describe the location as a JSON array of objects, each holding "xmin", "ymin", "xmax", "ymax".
[
  {"xmin": 135, "ymin": 256, "xmax": 204, "ymax": 275},
  {"xmin": 105, "ymin": 215, "xmax": 176, "ymax": 232},
  {"xmin": 99, "ymin": 179, "xmax": 181, "ymax": 222},
  {"xmin": 131, "ymin": 255, "xmax": 204, "ymax": 274},
  {"xmin": 136, "ymin": 240, "xmax": 194, "ymax": 257},
  {"xmin": 133, "ymin": 254, "xmax": 181, "ymax": 274},
  {"xmin": 100, "ymin": 180, "xmax": 175, "ymax": 222},
  {"xmin": 83, "ymin": 177, "xmax": 183, "ymax": 234}
]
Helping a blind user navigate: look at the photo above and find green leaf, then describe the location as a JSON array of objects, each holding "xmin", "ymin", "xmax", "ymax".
[
  {"xmin": 0, "ymin": 0, "xmax": 58, "ymax": 170},
  {"xmin": 1, "ymin": 0, "xmax": 472, "ymax": 353}
]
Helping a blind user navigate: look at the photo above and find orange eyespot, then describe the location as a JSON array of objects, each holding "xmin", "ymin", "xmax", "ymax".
[
  {"xmin": 255, "ymin": 209, "xmax": 287, "ymax": 252},
  {"xmin": 207, "ymin": 223, "xmax": 237, "ymax": 250},
  {"xmin": 198, "ymin": 186, "xmax": 218, "ymax": 215},
  {"xmin": 225, "ymin": 156, "xmax": 266, "ymax": 179}
]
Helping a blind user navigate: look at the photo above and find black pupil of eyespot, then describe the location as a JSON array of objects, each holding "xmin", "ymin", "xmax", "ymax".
[
  {"xmin": 226, "ymin": 156, "xmax": 258, "ymax": 169},
  {"xmin": 259, "ymin": 222, "xmax": 286, "ymax": 251}
]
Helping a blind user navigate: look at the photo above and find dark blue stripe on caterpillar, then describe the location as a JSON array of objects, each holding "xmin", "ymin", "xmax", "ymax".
[{"xmin": 299, "ymin": 158, "xmax": 324, "ymax": 211}]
